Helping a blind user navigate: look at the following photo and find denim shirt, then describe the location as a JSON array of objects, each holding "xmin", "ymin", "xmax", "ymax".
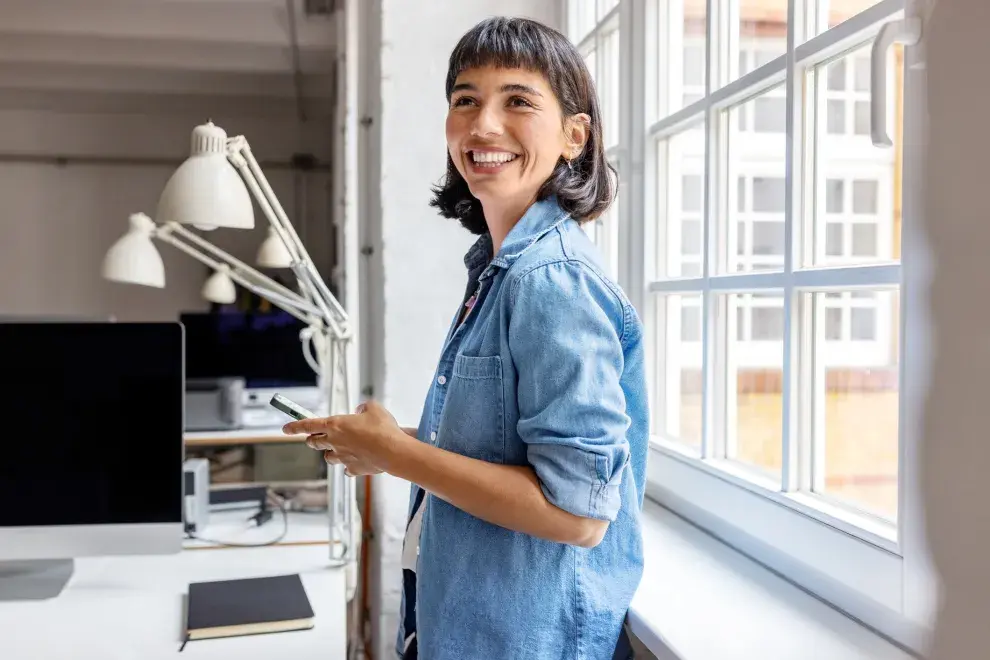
[{"xmin": 397, "ymin": 197, "xmax": 649, "ymax": 660}]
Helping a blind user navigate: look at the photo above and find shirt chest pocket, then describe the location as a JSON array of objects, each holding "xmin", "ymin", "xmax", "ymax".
[{"xmin": 436, "ymin": 354, "xmax": 505, "ymax": 464}]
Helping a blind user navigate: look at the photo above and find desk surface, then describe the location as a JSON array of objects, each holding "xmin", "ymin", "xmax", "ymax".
[
  {"xmin": 0, "ymin": 545, "xmax": 347, "ymax": 660},
  {"xmin": 184, "ymin": 427, "xmax": 306, "ymax": 447}
]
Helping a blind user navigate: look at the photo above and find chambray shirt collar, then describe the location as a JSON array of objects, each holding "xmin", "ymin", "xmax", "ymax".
[{"xmin": 464, "ymin": 197, "xmax": 570, "ymax": 282}]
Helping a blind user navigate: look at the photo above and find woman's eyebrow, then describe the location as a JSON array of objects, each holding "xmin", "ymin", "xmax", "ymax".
[
  {"xmin": 450, "ymin": 82, "xmax": 543, "ymax": 97},
  {"xmin": 501, "ymin": 83, "xmax": 543, "ymax": 97}
]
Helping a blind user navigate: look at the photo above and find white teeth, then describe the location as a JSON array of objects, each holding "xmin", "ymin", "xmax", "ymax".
[{"xmin": 471, "ymin": 151, "xmax": 517, "ymax": 164}]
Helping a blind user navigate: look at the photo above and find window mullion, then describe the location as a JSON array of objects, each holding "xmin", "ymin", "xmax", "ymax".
[
  {"xmin": 780, "ymin": 0, "xmax": 806, "ymax": 493},
  {"xmin": 701, "ymin": 0, "xmax": 720, "ymax": 460}
]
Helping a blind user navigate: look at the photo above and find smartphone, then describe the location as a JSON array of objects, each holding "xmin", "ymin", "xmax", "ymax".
[{"xmin": 270, "ymin": 393, "xmax": 318, "ymax": 421}]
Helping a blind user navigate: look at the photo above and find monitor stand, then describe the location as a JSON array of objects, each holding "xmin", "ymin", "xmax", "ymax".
[{"xmin": 0, "ymin": 559, "xmax": 74, "ymax": 601}]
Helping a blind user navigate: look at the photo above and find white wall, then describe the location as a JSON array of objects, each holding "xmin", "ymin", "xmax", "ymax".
[
  {"xmin": 923, "ymin": 0, "xmax": 990, "ymax": 657},
  {"xmin": 0, "ymin": 105, "xmax": 333, "ymax": 322},
  {"xmin": 353, "ymin": 2, "xmax": 561, "ymax": 657}
]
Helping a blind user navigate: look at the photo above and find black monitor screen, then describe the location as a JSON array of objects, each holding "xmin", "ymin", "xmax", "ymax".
[
  {"xmin": 0, "ymin": 322, "xmax": 183, "ymax": 527},
  {"xmin": 180, "ymin": 310, "xmax": 317, "ymax": 388}
]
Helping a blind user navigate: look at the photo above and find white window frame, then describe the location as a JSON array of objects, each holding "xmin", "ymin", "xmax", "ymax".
[
  {"xmin": 575, "ymin": 0, "xmax": 622, "ymax": 278},
  {"xmin": 565, "ymin": 0, "xmax": 935, "ymax": 651}
]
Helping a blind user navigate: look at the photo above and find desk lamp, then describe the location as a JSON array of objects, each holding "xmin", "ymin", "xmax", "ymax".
[{"xmin": 101, "ymin": 122, "xmax": 359, "ymax": 577}]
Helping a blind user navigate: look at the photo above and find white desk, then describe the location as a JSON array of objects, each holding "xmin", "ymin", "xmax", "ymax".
[{"xmin": 0, "ymin": 513, "xmax": 347, "ymax": 660}]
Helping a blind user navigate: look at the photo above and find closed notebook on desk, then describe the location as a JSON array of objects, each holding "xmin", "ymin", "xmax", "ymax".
[{"xmin": 185, "ymin": 574, "xmax": 314, "ymax": 641}]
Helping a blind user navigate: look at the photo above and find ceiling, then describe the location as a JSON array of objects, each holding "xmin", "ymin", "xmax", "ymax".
[{"xmin": 0, "ymin": 0, "xmax": 337, "ymax": 118}]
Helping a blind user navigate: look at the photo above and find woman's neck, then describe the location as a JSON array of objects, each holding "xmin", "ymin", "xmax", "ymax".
[{"xmin": 482, "ymin": 194, "xmax": 536, "ymax": 256}]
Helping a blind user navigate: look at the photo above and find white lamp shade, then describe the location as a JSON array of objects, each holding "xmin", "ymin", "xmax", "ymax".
[
  {"xmin": 156, "ymin": 122, "xmax": 255, "ymax": 231},
  {"xmin": 256, "ymin": 227, "xmax": 293, "ymax": 268},
  {"xmin": 202, "ymin": 267, "xmax": 237, "ymax": 304},
  {"xmin": 102, "ymin": 213, "xmax": 166, "ymax": 288}
]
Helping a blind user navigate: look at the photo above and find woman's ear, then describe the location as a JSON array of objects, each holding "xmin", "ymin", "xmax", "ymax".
[{"xmin": 562, "ymin": 113, "xmax": 591, "ymax": 161}]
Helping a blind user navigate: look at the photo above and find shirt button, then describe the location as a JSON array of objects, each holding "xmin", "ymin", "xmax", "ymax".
[
  {"xmin": 430, "ymin": 431, "xmax": 437, "ymax": 442},
  {"xmin": 437, "ymin": 375, "xmax": 447, "ymax": 386}
]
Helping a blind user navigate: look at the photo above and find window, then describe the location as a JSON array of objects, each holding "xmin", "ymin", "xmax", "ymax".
[
  {"xmin": 573, "ymin": 0, "xmax": 620, "ymax": 277},
  {"xmin": 568, "ymin": 0, "xmax": 932, "ymax": 650}
]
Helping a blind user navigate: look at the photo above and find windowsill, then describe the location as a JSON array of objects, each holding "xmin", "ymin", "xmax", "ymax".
[{"xmin": 628, "ymin": 499, "xmax": 917, "ymax": 660}]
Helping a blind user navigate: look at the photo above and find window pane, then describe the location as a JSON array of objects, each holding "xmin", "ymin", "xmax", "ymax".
[
  {"xmin": 683, "ymin": 92, "xmax": 703, "ymax": 107},
  {"xmin": 854, "ymin": 56, "xmax": 871, "ymax": 92},
  {"xmin": 736, "ymin": 2, "xmax": 787, "ymax": 84},
  {"xmin": 752, "ymin": 177, "xmax": 786, "ymax": 213},
  {"xmin": 851, "ymin": 223, "xmax": 878, "ymax": 256},
  {"xmin": 825, "ymin": 179, "xmax": 844, "ymax": 213},
  {"xmin": 663, "ymin": 294, "xmax": 703, "ymax": 449},
  {"xmin": 682, "ymin": 174, "xmax": 703, "ymax": 212},
  {"xmin": 852, "ymin": 180, "xmax": 878, "ymax": 214},
  {"xmin": 827, "ymin": 58, "xmax": 846, "ymax": 91},
  {"xmin": 820, "ymin": 0, "xmax": 887, "ymax": 33},
  {"xmin": 850, "ymin": 307, "xmax": 877, "ymax": 340},
  {"xmin": 657, "ymin": 122, "xmax": 706, "ymax": 278},
  {"xmin": 825, "ymin": 222, "xmax": 844, "ymax": 256},
  {"xmin": 826, "ymin": 99, "xmax": 845, "ymax": 134},
  {"xmin": 680, "ymin": 302, "xmax": 701, "ymax": 342},
  {"xmin": 683, "ymin": 45, "xmax": 705, "ymax": 87},
  {"xmin": 597, "ymin": 0, "xmax": 618, "ymax": 19},
  {"xmin": 727, "ymin": 87, "xmax": 786, "ymax": 274},
  {"xmin": 658, "ymin": 1, "xmax": 707, "ymax": 117},
  {"xmin": 681, "ymin": 220, "xmax": 702, "ymax": 254},
  {"xmin": 754, "ymin": 97, "xmax": 786, "ymax": 133},
  {"xmin": 752, "ymin": 221, "xmax": 784, "ymax": 255},
  {"xmin": 569, "ymin": 0, "xmax": 597, "ymax": 42},
  {"xmin": 854, "ymin": 100, "xmax": 871, "ymax": 135},
  {"xmin": 751, "ymin": 305, "xmax": 784, "ymax": 340},
  {"xmin": 601, "ymin": 28, "xmax": 621, "ymax": 148},
  {"xmin": 825, "ymin": 306, "xmax": 844, "ymax": 340},
  {"xmin": 584, "ymin": 48, "xmax": 597, "ymax": 89},
  {"xmin": 813, "ymin": 44, "xmax": 901, "ymax": 267},
  {"xmin": 812, "ymin": 290, "xmax": 899, "ymax": 520},
  {"xmin": 726, "ymin": 292, "xmax": 784, "ymax": 479}
]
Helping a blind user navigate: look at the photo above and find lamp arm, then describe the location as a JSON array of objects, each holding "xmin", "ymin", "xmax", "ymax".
[
  {"xmin": 154, "ymin": 229, "xmax": 321, "ymax": 324},
  {"xmin": 166, "ymin": 223, "xmax": 303, "ymax": 306},
  {"xmin": 226, "ymin": 138, "xmax": 349, "ymax": 334}
]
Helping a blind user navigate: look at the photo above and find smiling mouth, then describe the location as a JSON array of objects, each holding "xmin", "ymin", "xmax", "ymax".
[{"xmin": 468, "ymin": 151, "xmax": 519, "ymax": 169}]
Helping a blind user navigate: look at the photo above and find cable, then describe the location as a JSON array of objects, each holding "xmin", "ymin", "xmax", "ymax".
[{"xmin": 185, "ymin": 494, "xmax": 290, "ymax": 548}]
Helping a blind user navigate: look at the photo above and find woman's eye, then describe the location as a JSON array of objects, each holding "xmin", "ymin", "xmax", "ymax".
[
  {"xmin": 452, "ymin": 96, "xmax": 476, "ymax": 107},
  {"xmin": 508, "ymin": 96, "xmax": 533, "ymax": 108}
]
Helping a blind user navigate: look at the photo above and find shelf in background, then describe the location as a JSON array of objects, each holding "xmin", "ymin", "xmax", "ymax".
[{"xmin": 185, "ymin": 427, "xmax": 307, "ymax": 447}]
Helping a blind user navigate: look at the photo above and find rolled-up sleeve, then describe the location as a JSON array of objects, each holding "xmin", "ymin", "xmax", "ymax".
[{"xmin": 509, "ymin": 260, "xmax": 631, "ymax": 522}]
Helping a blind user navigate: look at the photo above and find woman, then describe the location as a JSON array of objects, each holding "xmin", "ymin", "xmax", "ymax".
[{"xmin": 283, "ymin": 16, "xmax": 648, "ymax": 660}]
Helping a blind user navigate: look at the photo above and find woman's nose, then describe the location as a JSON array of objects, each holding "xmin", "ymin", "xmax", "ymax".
[{"xmin": 470, "ymin": 104, "xmax": 503, "ymax": 138}]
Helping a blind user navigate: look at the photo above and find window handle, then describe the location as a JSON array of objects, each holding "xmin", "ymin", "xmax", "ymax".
[{"xmin": 871, "ymin": 17, "xmax": 922, "ymax": 148}]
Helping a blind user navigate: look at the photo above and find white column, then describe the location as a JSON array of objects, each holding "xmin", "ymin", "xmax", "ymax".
[{"xmin": 922, "ymin": 1, "xmax": 990, "ymax": 658}]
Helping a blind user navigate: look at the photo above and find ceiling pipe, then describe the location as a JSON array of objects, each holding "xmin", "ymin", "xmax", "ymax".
[{"xmin": 286, "ymin": 0, "xmax": 307, "ymax": 123}]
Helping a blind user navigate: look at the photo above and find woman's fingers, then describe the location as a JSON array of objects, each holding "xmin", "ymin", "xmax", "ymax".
[{"xmin": 306, "ymin": 433, "xmax": 334, "ymax": 451}]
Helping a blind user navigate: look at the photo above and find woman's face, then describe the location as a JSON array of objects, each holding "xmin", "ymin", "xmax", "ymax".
[{"xmin": 445, "ymin": 66, "xmax": 587, "ymax": 211}]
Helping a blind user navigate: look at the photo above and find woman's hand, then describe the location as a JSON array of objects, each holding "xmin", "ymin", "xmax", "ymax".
[{"xmin": 282, "ymin": 401, "xmax": 409, "ymax": 477}]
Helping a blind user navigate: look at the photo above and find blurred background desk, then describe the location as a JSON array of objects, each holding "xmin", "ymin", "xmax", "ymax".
[{"xmin": 184, "ymin": 429, "xmax": 325, "ymax": 495}]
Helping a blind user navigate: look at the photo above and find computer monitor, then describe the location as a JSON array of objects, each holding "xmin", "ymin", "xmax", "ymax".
[
  {"xmin": 0, "ymin": 321, "xmax": 184, "ymax": 599},
  {"xmin": 180, "ymin": 310, "xmax": 318, "ymax": 388}
]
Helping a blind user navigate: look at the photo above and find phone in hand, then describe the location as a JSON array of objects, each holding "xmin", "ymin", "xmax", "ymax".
[{"xmin": 270, "ymin": 393, "xmax": 318, "ymax": 422}]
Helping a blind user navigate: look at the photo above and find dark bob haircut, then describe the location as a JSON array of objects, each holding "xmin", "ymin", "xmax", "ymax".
[{"xmin": 430, "ymin": 16, "xmax": 617, "ymax": 236}]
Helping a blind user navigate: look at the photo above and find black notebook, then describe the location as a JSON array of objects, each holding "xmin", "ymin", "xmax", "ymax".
[{"xmin": 185, "ymin": 574, "xmax": 315, "ymax": 643}]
